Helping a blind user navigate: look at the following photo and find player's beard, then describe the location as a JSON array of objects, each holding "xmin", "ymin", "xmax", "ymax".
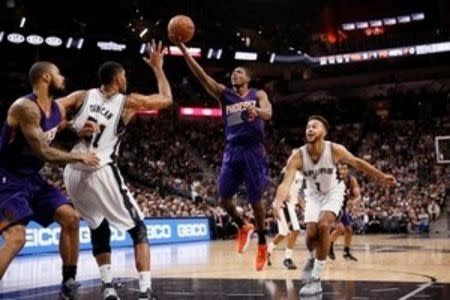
[{"xmin": 48, "ymin": 79, "xmax": 65, "ymax": 98}]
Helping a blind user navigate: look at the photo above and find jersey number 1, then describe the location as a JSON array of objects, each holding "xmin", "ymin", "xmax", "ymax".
[{"xmin": 315, "ymin": 182, "xmax": 321, "ymax": 192}]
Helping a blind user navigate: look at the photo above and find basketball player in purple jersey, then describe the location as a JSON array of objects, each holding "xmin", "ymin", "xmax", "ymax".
[
  {"xmin": 0, "ymin": 62, "xmax": 99, "ymax": 299},
  {"xmin": 329, "ymin": 163, "xmax": 361, "ymax": 261},
  {"xmin": 174, "ymin": 40, "xmax": 272, "ymax": 271}
]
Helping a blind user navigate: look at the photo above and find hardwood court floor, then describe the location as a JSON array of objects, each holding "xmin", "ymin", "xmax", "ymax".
[{"xmin": 1, "ymin": 234, "xmax": 449, "ymax": 299}]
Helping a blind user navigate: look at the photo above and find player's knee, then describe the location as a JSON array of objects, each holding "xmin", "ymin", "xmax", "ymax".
[
  {"xmin": 344, "ymin": 226, "xmax": 352, "ymax": 234},
  {"xmin": 60, "ymin": 209, "xmax": 80, "ymax": 230},
  {"xmin": 318, "ymin": 220, "xmax": 331, "ymax": 233},
  {"xmin": 4, "ymin": 226, "xmax": 26, "ymax": 251},
  {"xmin": 306, "ymin": 223, "xmax": 318, "ymax": 237},
  {"xmin": 90, "ymin": 220, "xmax": 111, "ymax": 256},
  {"xmin": 128, "ymin": 221, "xmax": 148, "ymax": 246}
]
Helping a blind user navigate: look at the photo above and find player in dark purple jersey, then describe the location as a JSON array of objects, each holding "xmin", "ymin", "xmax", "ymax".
[
  {"xmin": 0, "ymin": 62, "xmax": 98, "ymax": 299},
  {"xmin": 174, "ymin": 39, "xmax": 272, "ymax": 271},
  {"xmin": 329, "ymin": 163, "xmax": 361, "ymax": 261}
]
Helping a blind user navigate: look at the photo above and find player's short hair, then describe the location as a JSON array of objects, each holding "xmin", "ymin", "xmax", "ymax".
[
  {"xmin": 308, "ymin": 115, "xmax": 330, "ymax": 132},
  {"xmin": 235, "ymin": 66, "xmax": 252, "ymax": 79},
  {"xmin": 98, "ymin": 61, "xmax": 124, "ymax": 86},
  {"xmin": 28, "ymin": 61, "xmax": 54, "ymax": 86}
]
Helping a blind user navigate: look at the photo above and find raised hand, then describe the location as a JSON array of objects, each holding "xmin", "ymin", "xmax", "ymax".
[{"xmin": 143, "ymin": 39, "xmax": 167, "ymax": 70}]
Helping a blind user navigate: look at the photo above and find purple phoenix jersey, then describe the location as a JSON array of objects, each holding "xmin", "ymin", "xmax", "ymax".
[
  {"xmin": 0, "ymin": 93, "xmax": 68, "ymax": 230},
  {"xmin": 221, "ymin": 88, "xmax": 265, "ymax": 145},
  {"xmin": 218, "ymin": 88, "xmax": 269, "ymax": 203}
]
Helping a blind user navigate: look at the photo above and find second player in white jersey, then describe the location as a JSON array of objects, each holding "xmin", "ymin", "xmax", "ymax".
[
  {"xmin": 274, "ymin": 115, "xmax": 396, "ymax": 296},
  {"xmin": 299, "ymin": 140, "xmax": 345, "ymax": 223},
  {"xmin": 70, "ymin": 89, "xmax": 126, "ymax": 170}
]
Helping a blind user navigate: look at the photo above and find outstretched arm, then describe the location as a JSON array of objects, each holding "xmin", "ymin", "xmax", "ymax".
[
  {"xmin": 273, "ymin": 150, "xmax": 303, "ymax": 219},
  {"xmin": 9, "ymin": 99, "xmax": 99, "ymax": 166},
  {"xmin": 125, "ymin": 40, "xmax": 173, "ymax": 122},
  {"xmin": 332, "ymin": 143, "xmax": 396, "ymax": 186},
  {"xmin": 174, "ymin": 41, "xmax": 225, "ymax": 101}
]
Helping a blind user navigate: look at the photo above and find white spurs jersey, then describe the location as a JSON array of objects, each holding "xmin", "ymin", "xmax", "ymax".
[
  {"xmin": 70, "ymin": 89, "xmax": 126, "ymax": 170},
  {"xmin": 299, "ymin": 141, "xmax": 343, "ymax": 196},
  {"xmin": 288, "ymin": 171, "xmax": 304, "ymax": 204}
]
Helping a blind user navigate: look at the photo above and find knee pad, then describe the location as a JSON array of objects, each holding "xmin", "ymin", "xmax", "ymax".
[
  {"xmin": 90, "ymin": 219, "xmax": 111, "ymax": 256},
  {"xmin": 128, "ymin": 221, "xmax": 148, "ymax": 245}
]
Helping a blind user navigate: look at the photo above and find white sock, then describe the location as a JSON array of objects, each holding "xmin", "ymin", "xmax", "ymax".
[
  {"xmin": 308, "ymin": 250, "xmax": 315, "ymax": 259},
  {"xmin": 139, "ymin": 271, "xmax": 152, "ymax": 293},
  {"xmin": 285, "ymin": 248, "xmax": 293, "ymax": 259},
  {"xmin": 268, "ymin": 242, "xmax": 276, "ymax": 254},
  {"xmin": 311, "ymin": 259, "xmax": 325, "ymax": 279},
  {"xmin": 99, "ymin": 264, "xmax": 113, "ymax": 284}
]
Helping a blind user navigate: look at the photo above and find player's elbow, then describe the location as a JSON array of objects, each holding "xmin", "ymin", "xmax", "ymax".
[
  {"xmin": 38, "ymin": 146, "xmax": 59, "ymax": 164},
  {"xmin": 159, "ymin": 95, "xmax": 173, "ymax": 109},
  {"xmin": 37, "ymin": 147, "xmax": 53, "ymax": 162},
  {"xmin": 264, "ymin": 109, "xmax": 273, "ymax": 120}
]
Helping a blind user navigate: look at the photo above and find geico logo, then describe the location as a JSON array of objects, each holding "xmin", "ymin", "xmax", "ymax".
[
  {"xmin": 177, "ymin": 223, "xmax": 207, "ymax": 237},
  {"xmin": 80, "ymin": 226, "xmax": 91, "ymax": 244},
  {"xmin": 26, "ymin": 35, "xmax": 44, "ymax": 45},
  {"xmin": 25, "ymin": 227, "xmax": 61, "ymax": 247},
  {"xmin": 147, "ymin": 224, "xmax": 171, "ymax": 239},
  {"xmin": 110, "ymin": 227, "xmax": 127, "ymax": 241}
]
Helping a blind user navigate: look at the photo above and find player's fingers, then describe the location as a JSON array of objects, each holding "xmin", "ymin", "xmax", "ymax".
[
  {"xmin": 151, "ymin": 39, "xmax": 156, "ymax": 50},
  {"xmin": 158, "ymin": 40, "xmax": 162, "ymax": 52}
]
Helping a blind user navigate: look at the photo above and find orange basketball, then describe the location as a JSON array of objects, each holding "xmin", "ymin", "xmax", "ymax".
[{"xmin": 168, "ymin": 15, "xmax": 195, "ymax": 43}]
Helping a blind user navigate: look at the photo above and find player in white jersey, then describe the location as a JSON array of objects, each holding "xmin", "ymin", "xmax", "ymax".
[
  {"xmin": 57, "ymin": 40, "xmax": 172, "ymax": 300},
  {"xmin": 273, "ymin": 115, "xmax": 396, "ymax": 296},
  {"xmin": 267, "ymin": 169, "xmax": 303, "ymax": 270}
]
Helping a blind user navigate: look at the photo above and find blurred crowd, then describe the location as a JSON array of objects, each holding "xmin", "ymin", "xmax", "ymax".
[{"xmin": 42, "ymin": 116, "xmax": 449, "ymax": 237}]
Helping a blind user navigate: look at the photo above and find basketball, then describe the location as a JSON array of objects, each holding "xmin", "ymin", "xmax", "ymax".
[{"xmin": 168, "ymin": 15, "xmax": 195, "ymax": 43}]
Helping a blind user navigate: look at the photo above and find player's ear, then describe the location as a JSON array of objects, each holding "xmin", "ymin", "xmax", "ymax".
[
  {"xmin": 113, "ymin": 73, "xmax": 121, "ymax": 85},
  {"xmin": 42, "ymin": 72, "xmax": 52, "ymax": 83}
]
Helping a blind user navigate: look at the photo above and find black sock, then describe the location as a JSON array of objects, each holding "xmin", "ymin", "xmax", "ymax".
[
  {"xmin": 62, "ymin": 265, "xmax": 77, "ymax": 283},
  {"xmin": 330, "ymin": 242, "xmax": 334, "ymax": 251},
  {"xmin": 233, "ymin": 217, "xmax": 244, "ymax": 229},
  {"xmin": 344, "ymin": 246, "xmax": 350, "ymax": 254},
  {"xmin": 257, "ymin": 231, "xmax": 266, "ymax": 245}
]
